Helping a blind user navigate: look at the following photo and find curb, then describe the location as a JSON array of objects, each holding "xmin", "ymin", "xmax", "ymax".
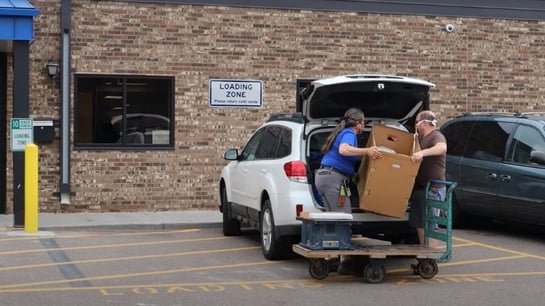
[
  {"xmin": 2, "ymin": 229, "xmax": 55, "ymax": 238},
  {"xmin": 38, "ymin": 222, "xmax": 223, "ymax": 231}
]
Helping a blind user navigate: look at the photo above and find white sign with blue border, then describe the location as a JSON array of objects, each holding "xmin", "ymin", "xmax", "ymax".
[
  {"xmin": 209, "ymin": 79, "xmax": 263, "ymax": 108},
  {"xmin": 10, "ymin": 118, "xmax": 34, "ymax": 152}
]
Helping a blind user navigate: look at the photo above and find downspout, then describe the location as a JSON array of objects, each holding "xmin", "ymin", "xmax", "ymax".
[{"xmin": 59, "ymin": 0, "xmax": 71, "ymax": 204}]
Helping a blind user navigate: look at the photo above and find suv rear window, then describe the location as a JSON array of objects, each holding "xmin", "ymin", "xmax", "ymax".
[{"xmin": 240, "ymin": 125, "xmax": 292, "ymax": 160}]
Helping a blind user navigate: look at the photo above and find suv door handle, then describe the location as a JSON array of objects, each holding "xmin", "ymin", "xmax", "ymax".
[
  {"xmin": 499, "ymin": 174, "xmax": 511, "ymax": 182},
  {"xmin": 487, "ymin": 173, "xmax": 497, "ymax": 180}
]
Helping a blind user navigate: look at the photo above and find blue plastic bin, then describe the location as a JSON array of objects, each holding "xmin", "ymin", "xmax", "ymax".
[{"xmin": 299, "ymin": 219, "xmax": 352, "ymax": 250}]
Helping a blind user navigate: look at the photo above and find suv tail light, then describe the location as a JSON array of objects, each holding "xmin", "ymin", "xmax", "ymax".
[
  {"xmin": 283, "ymin": 161, "xmax": 308, "ymax": 183},
  {"xmin": 296, "ymin": 204, "xmax": 303, "ymax": 217}
]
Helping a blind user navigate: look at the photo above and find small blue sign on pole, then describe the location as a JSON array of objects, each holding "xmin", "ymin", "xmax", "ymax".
[{"xmin": 10, "ymin": 118, "xmax": 34, "ymax": 152}]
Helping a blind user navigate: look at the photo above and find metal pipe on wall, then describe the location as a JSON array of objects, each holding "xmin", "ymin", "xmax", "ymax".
[{"xmin": 59, "ymin": 0, "xmax": 71, "ymax": 204}]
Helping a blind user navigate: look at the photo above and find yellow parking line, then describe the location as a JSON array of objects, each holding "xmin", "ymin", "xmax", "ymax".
[
  {"xmin": 451, "ymin": 242, "xmax": 476, "ymax": 248},
  {"xmin": 2, "ymin": 270, "xmax": 545, "ymax": 293},
  {"xmin": 0, "ymin": 260, "xmax": 282, "ymax": 290},
  {"xmin": 0, "ymin": 278, "xmax": 312, "ymax": 293},
  {"xmin": 432, "ymin": 271, "xmax": 545, "ymax": 278},
  {"xmin": 0, "ymin": 246, "xmax": 261, "ymax": 272},
  {"xmin": 0, "ymin": 236, "xmax": 234, "ymax": 256},
  {"xmin": 439, "ymin": 255, "xmax": 527, "ymax": 267},
  {"xmin": 0, "ymin": 228, "xmax": 202, "ymax": 242},
  {"xmin": 58, "ymin": 228, "xmax": 202, "ymax": 238},
  {"xmin": 387, "ymin": 254, "xmax": 527, "ymax": 274},
  {"xmin": 453, "ymin": 236, "xmax": 545, "ymax": 261}
]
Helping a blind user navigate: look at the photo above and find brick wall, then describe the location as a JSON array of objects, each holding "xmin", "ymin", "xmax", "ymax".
[{"xmin": 9, "ymin": 0, "xmax": 543, "ymax": 213}]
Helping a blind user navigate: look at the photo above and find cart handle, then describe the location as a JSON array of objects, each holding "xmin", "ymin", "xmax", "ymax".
[{"xmin": 427, "ymin": 179, "xmax": 457, "ymax": 195}]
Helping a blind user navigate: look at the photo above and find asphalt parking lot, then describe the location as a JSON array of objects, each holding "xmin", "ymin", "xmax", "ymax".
[{"xmin": 1, "ymin": 223, "xmax": 544, "ymax": 306}]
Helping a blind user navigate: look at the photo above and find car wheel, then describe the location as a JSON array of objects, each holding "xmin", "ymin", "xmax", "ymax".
[
  {"xmin": 260, "ymin": 200, "xmax": 284, "ymax": 260},
  {"xmin": 221, "ymin": 187, "xmax": 241, "ymax": 236}
]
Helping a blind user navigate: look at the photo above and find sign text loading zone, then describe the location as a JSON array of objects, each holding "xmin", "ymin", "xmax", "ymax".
[{"xmin": 209, "ymin": 80, "xmax": 263, "ymax": 108}]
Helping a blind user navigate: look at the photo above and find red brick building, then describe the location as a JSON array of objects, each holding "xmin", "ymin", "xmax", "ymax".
[{"xmin": 1, "ymin": 0, "xmax": 544, "ymax": 223}]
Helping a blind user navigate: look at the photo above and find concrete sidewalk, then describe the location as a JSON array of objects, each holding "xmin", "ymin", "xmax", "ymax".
[{"xmin": 0, "ymin": 210, "xmax": 223, "ymax": 231}]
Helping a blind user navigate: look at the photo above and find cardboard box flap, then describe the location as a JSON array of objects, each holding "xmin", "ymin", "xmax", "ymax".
[{"xmin": 369, "ymin": 125, "xmax": 420, "ymax": 156}]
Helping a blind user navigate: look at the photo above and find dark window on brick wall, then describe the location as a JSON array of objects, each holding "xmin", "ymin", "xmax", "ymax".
[
  {"xmin": 296, "ymin": 78, "xmax": 314, "ymax": 112},
  {"xmin": 74, "ymin": 75, "xmax": 175, "ymax": 149}
]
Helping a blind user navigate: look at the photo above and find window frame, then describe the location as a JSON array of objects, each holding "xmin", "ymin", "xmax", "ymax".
[
  {"xmin": 442, "ymin": 120, "xmax": 476, "ymax": 157},
  {"xmin": 507, "ymin": 123, "xmax": 545, "ymax": 166},
  {"xmin": 240, "ymin": 127, "xmax": 267, "ymax": 161},
  {"xmin": 73, "ymin": 74, "xmax": 175, "ymax": 150}
]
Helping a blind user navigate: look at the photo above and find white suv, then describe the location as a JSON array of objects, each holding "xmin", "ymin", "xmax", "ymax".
[{"xmin": 218, "ymin": 74, "xmax": 436, "ymax": 259}]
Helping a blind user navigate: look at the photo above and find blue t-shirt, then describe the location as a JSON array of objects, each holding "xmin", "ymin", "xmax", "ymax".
[{"xmin": 320, "ymin": 128, "xmax": 359, "ymax": 175}]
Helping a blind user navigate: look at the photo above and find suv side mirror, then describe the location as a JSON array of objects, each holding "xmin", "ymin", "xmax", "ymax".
[
  {"xmin": 529, "ymin": 150, "xmax": 545, "ymax": 165},
  {"xmin": 224, "ymin": 149, "xmax": 239, "ymax": 160}
]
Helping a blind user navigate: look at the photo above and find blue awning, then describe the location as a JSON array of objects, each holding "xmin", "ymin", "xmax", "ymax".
[{"xmin": 0, "ymin": 0, "xmax": 39, "ymax": 40}]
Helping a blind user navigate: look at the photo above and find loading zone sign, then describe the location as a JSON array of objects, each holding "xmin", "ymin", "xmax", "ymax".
[
  {"xmin": 10, "ymin": 118, "xmax": 34, "ymax": 152},
  {"xmin": 209, "ymin": 79, "xmax": 263, "ymax": 108}
]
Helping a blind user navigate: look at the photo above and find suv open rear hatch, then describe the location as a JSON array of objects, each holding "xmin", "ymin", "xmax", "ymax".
[{"xmin": 300, "ymin": 74, "xmax": 435, "ymax": 131}]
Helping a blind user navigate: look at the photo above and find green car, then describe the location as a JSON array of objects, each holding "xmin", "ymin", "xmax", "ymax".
[{"xmin": 441, "ymin": 113, "xmax": 545, "ymax": 228}]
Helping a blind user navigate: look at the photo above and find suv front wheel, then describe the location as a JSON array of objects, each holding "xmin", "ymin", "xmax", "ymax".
[
  {"xmin": 260, "ymin": 200, "xmax": 284, "ymax": 260},
  {"xmin": 221, "ymin": 187, "xmax": 241, "ymax": 236}
]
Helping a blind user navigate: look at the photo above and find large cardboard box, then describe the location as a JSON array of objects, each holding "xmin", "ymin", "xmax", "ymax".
[{"xmin": 357, "ymin": 125, "xmax": 421, "ymax": 218}]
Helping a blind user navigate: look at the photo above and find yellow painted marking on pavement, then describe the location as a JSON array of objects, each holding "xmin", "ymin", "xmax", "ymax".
[
  {"xmin": 0, "ymin": 278, "xmax": 321, "ymax": 293},
  {"xmin": 0, "ymin": 246, "xmax": 261, "ymax": 272},
  {"xmin": 56, "ymin": 228, "xmax": 202, "ymax": 238},
  {"xmin": 407, "ymin": 271, "xmax": 545, "ymax": 278},
  {"xmin": 1, "ymin": 271, "xmax": 545, "ymax": 293},
  {"xmin": 0, "ymin": 236, "xmax": 233, "ymax": 256},
  {"xmin": 438, "ymin": 255, "xmax": 527, "ymax": 267},
  {"xmin": 453, "ymin": 236, "xmax": 545, "ymax": 261},
  {"xmin": 0, "ymin": 228, "xmax": 202, "ymax": 242},
  {"xmin": 451, "ymin": 242, "xmax": 476, "ymax": 248},
  {"xmin": 0, "ymin": 260, "xmax": 282, "ymax": 290},
  {"xmin": 387, "ymin": 255, "xmax": 527, "ymax": 274}
]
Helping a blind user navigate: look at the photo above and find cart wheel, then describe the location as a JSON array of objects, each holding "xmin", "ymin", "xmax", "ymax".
[
  {"xmin": 363, "ymin": 262, "xmax": 386, "ymax": 283},
  {"xmin": 309, "ymin": 259, "xmax": 330, "ymax": 280},
  {"xmin": 417, "ymin": 259, "xmax": 438, "ymax": 279}
]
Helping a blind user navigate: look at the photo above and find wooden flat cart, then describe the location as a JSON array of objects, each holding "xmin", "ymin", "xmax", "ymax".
[{"xmin": 293, "ymin": 180, "xmax": 457, "ymax": 283}]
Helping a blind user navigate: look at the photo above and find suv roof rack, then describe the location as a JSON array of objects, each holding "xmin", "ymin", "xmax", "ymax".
[
  {"xmin": 462, "ymin": 112, "xmax": 519, "ymax": 117},
  {"xmin": 462, "ymin": 112, "xmax": 545, "ymax": 118},
  {"xmin": 267, "ymin": 112, "xmax": 305, "ymax": 124},
  {"xmin": 519, "ymin": 112, "xmax": 545, "ymax": 117}
]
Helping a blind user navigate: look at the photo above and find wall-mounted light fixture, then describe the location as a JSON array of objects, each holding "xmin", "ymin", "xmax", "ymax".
[{"xmin": 46, "ymin": 59, "xmax": 60, "ymax": 78}]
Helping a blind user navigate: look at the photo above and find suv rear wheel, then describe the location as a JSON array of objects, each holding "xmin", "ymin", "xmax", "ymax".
[
  {"xmin": 260, "ymin": 200, "xmax": 284, "ymax": 260},
  {"xmin": 221, "ymin": 187, "xmax": 241, "ymax": 236}
]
